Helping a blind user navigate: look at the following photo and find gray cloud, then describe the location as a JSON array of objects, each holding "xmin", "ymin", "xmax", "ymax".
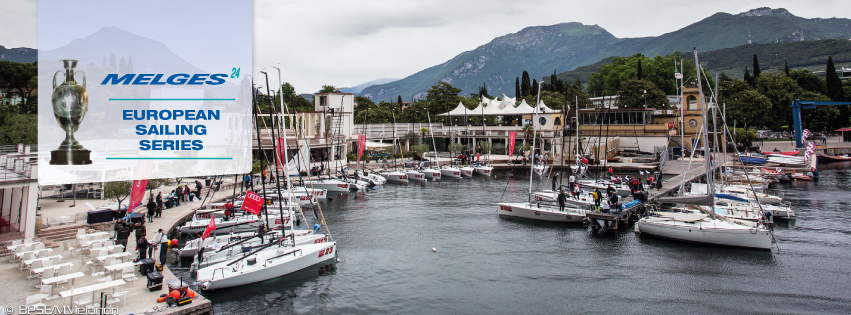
[{"xmin": 0, "ymin": 0, "xmax": 37, "ymax": 48}]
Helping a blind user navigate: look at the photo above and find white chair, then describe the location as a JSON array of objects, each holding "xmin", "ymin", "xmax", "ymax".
[
  {"xmin": 57, "ymin": 264, "xmax": 71, "ymax": 276},
  {"xmin": 37, "ymin": 268, "xmax": 56, "ymax": 288},
  {"xmin": 63, "ymin": 241, "xmax": 78, "ymax": 257},
  {"xmin": 34, "ymin": 249, "xmax": 50, "ymax": 258},
  {"xmin": 109, "ymin": 246, "xmax": 121, "ymax": 255},
  {"xmin": 106, "ymin": 291, "xmax": 128, "ymax": 307},
  {"xmin": 33, "ymin": 243, "xmax": 45, "ymax": 251},
  {"xmin": 11, "ymin": 239, "xmax": 23, "ymax": 246},
  {"xmin": 91, "ymin": 242, "xmax": 103, "ymax": 249},
  {"xmin": 73, "ymin": 294, "xmax": 94, "ymax": 308},
  {"xmin": 25, "ymin": 293, "xmax": 48, "ymax": 308},
  {"xmin": 121, "ymin": 266, "xmax": 138, "ymax": 286},
  {"xmin": 77, "ymin": 229, "xmax": 87, "ymax": 236}
]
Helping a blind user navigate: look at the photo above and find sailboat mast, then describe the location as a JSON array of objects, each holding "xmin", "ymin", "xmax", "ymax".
[
  {"xmin": 694, "ymin": 49, "xmax": 715, "ymax": 219},
  {"xmin": 250, "ymin": 81, "xmax": 269, "ymax": 219},
  {"xmin": 528, "ymin": 84, "xmax": 542, "ymax": 202},
  {"xmin": 262, "ymin": 72, "xmax": 286, "ymax": 222},
  {"xmin": 391, "ymin": 109, "xmax": 398, "ymax": 171},
  {"xmin": 426, "ymin": 105, "xmax": 439, "ymax": 169}
]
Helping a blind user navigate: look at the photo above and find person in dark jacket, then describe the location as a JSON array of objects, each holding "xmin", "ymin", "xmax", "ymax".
[
  {"xmin": 609, "ymin": 193, "xmax": 620, "ymax": 210},
  {"xmin": 195, "ymin": 181, "xmax": 203, "ymax": 199},
  {"xmin": 155, "ymin": 192, "xmax": 163, "ymax": 217},
  {"xmin": 557, "ymin": 190, "xmax": 567, "ymax": 212},
  {"xmin": 606, "ymin": 185, "xmax": 616, "ymax": 197},
  {"xmin": 137, "ymin": 237, "xmax": 152, "ymax": 260},
  {"xmin": 552, "ymin": 174, "xmax": 559, "ymax": 191},
  {"xmin": 135, "ymin": 223, "xmax": 147, "ymax": 248},
  {"xmin": 146, "ymin": 199, "xmax": 156, "ymax": 223},
  {"xmin": 113, "ymin": 219, "xmax": 123, "ymax": 239},
  {"xmin": 257, "ymin": 220, "xmax": 266, "ymax": 244},
  {"xmin": 117, "ymin": 224, "xmax": 133, "ymax": 252}
]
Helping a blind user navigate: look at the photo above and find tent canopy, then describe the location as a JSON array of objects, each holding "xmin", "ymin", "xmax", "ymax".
[{"xmin": 365, "ymin": 140, "xmax": 393, "ymax": 148}]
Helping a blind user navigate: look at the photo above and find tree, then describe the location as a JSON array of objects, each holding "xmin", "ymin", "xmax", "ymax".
[
  {"xmin": 0, "ymin": 61, "xmax": 38, "ymax": 114},
  {"xmin": 410, "ymin": 144, "xmax": 430, "ymax": 160},
  {"xmin": 531, "ymin": 78, "xmax": 539, "ymax": 97},
  {"xmin": 103, "ymin": 181, "xmax": 132, "ymax": 208},
  {"xmin": 252, "ymin": 160, "xmax": 268, "ymax": 174},
  {"xmin": 522, "ymin": 124, "xmax": 534, "ymax": 143},
  {"xmin": 616, "ymin": 79, "xmax": 669, "ymax": 109},
  {"xmin": 798, "ymin": 91, "xmax": 839, "ymax": 131},
  {"xmin": 0, "ymin": 113, "xmax": 36, "ymax": 145},
  {"xmin": 419, "ymin": 128, "xmax": 430, "ymax": 145},
  {"xmin": 789, "ymin": 69, "xmax": 826, "ymax": 95},
  {"xmin": 752, "ymin": 54, "xmax": 761, "ymax": 79},
  {"xmin": 729, "ymin": 128, "xmax": 757, "ymax": 149},
  {"xmin": 425, "ymin": 82, "xmax": 462, "ymax": 116},
  {"xmin": 319, "ymin": 85, "xmax": 339, "ymax": 93},
  {"xmin": 515, "ymin": 77, "xmax": 521, "ymax": 98},
  {"xmin": 637, "ymin": 59, "xmax": 644, "ymax": 80},
  {"xmin": 587, "ymin": 53, "xmax": 680, "ymax": 97},
  {"xmin": 476, "ymin": 140, "xmax": 492, "ymax": 154},
  {"xmin": 743, "ymin": 67, "xmax": 752, "ymax": 86},
  {"xmin": 784, "ymin": 61, "xmax": 790, "ymax": 76},
  {"xmin": 825, "ymin": 56, "xmax": 848, "ymax": 128},
  {"xmin": 109, "ymin": 53, "xmax": 116, "ymax": 71},
  {"xmin": 397, "ymin": 95, "xmax": 403, "ymax": 105},
  {"xmin": 521, "ymin": 71, "xmax": 531, "ymax": 97},
  {"xmin": 718, "ymin": 80, "xmax": 772, "ymax": 129},
  {"xmin": 146, "ymin": 178, "xmax": 170, "ymax": 195},
  {"xmin": 448, "ymin": 142, "xmax": 464, "ymax": 157}
]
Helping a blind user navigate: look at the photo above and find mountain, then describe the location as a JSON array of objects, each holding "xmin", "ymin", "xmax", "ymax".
[
  {"xmin": 0, "ymin": 45, "xmax": 37, "ymax": 63},
  {"xmin": 556, "ymin": 39, "xmax": 851, "ymax": 85},
  {"xmin": 339, "ymin": 78, "xmax": 398, "ymax": 94},
  {"xmin": 39, "ymin": 26, "xmax": 206, "ymax": 74},
  {"xmin": 360, "ymin": 7, "xmax": 851, "ymax": 101}
]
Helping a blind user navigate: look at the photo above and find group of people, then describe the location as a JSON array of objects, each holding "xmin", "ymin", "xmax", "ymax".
[{"xmin": 112, "ymin": 219, "xmax": 169, "ymax": 264}]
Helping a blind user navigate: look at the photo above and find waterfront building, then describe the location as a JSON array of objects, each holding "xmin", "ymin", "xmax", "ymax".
[{"xmin": 0, "ymin": 145, "xmax": 39, "ymax": 239}]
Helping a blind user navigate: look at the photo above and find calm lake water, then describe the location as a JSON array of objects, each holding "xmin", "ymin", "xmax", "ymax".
[{"xmin": 189, "ymin": 164, "xmax": 851, "ymax": 314}]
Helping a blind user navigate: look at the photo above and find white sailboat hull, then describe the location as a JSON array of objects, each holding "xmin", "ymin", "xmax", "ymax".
[
  {"xmin": 381, "ymin": 171, "xmax": 409, "ymax": 183},
  {"xmin": 197, "ymin": 242, "xmax": 337, "ymax": 290},
  {"xmin": 421, "ymin": 168, "xmax": 441, "ymax": 179},
  {"xmin": 497, "ymin": 202, "xmax": 586, "ymax": 223},
  {"xmin": 301, "ymin": 179, "xmax": 351, "ymax": 192},
  {"xmin": 636, "ymin": 217, "xmax": 772, "ymax": 250},
  {"xmin": 405, "ymin": 170, "xmax": 426, "ymax": 181},
  {"xmin": 440, "ymin": 168, "xmax": 462, "ymax": 178},
  {"xmin": 460, "ymin": 167, "xmax": 474, "ymax": 177},
  {"xmin": 474, "ymin": 165, "xmax": 493, "ymax": 176}
]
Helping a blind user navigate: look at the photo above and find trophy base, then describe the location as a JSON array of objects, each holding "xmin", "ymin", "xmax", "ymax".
[{"xmin": 50, "ymin": 149, "xmax": 92, "ymax": 165}]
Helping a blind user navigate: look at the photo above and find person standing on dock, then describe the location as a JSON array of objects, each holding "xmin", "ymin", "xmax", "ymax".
[
  {"xmin": 572, "ymin": 183, "xmax": 581, "ymax": 199},
  {"xmin": 146, "ymin": 198, "xmax": 156, "ymax": 223},
  {"xmin": 568, "ymin": 174, "xmax": 575, "ymax": 186},
  {"xmin": 557, "ymin": 190, "xmax": 567, "ymax": 212},
  {"xmin": 154, "ymin": 228, "xmax": 169, "ymax": 265},
  {"xmin": 117, "ymin": 223, "xmax": 132, "ymax": 252},
  {"xmin": 606, "ymin": 185, "xmax": 616, "ymax": 197},
  {"xmin": 552, "ymin": 174, "xmax": 558, "ymax": 191},
  {"xmin": 593, "ymin": 188, "xmax": 602, "ymax": 211}
]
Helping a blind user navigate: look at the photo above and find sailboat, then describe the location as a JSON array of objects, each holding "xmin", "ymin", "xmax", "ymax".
[
  {"xmin": 473, "ymin": 98, "xmax": 494, "ymax": 176},
  {"xmin": 497, "ymin": 86, "xmax": 587, "ymax": 222},
  {"xmin": 635, "ymin": 49, "xmax": 773, "ymax": 250},
  {"xmin": 379, "ymin": 109, "xmax": 409, "ymax": 182},
  {"xmin": 195, "ymin": 77, "xmax": 337, "ymax": 290}
]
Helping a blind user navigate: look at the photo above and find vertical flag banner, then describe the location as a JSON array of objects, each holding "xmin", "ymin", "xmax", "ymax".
[
  {"xmin": 37, "ymin": 0, "xmax": 253, "ymax": 185},
  {"xmin": 201, "ymin": 217, "xmax": 216, "ymax": 240},
  {"xmin": 357, "ymin": 135, "xmax": 366, "ymax": 164},
  {"xmin": 277, "ymin": 138, "xmax": 287, "ymax": 169},
  {"xmin": 804, "ymin": 141, "xmax": 817, "ymax": 161},
  {"xmin": 802, "ymin": 129, "xmax": 811, "ymax": 141},
  {"xmin": 508, "ymin": 132, "xmax": 516, "ymax": 157},
  {"xmin": 241, "ymin": 191, "xmax": 264, "ymax": 215}
]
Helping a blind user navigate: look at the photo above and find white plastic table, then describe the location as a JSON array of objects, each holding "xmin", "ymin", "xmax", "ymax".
[
  {"xmin": 59, "ymin": 279, "xmax": 125, "ymax": 307},
  {"xmin": 22, "ymin": 254, "xmax": 63, "ymax": 270},
  {"xmin": 77, "ymin": 232, "xmax": 108, "ymax": 240},
  {"xmin": 32, "ymin": 262, "xmax": 74, "ymax": 275},
  {"xmin": 42, "ymin": 272, "xmax": 86, "ymax": 300}
]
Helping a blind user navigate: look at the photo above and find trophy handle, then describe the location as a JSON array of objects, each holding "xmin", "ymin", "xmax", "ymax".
[
  {"xmin": 53, "ymin": 71, "xmax": 64, "ymax": 89},
  {"xmin": 75, "ymin": 71, "xmax": 86, "ymax": 88}
]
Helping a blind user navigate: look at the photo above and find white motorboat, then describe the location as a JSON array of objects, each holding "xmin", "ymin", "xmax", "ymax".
[
  {"xmin": 380, "ymin": 170, "xmax": 409, "ymax": 183},
  {"xmin": 497, "ymin": 202, "xmax": 586, "ymax": 223},
  {"xmin": 340, "ymin": 177, "xmax": 369, "ymax": 190},
  {"xmin": 533, "ymin": 190, "xmax": 598, "ymax": 209},
  {"xmin": 636, "ymin": 210, "xmax": 772, "ymax": 250},
  {"xmin": 196, "ymin": 241, "xmax": 337, "ymax": 290},
  {"xmin": 474, "ymin": 164, "xmax": 493, "ymax": 176},
  {"xmin": 421, "ymin": 168, "xmax": 441, "ymax": 179},
  {"xmin": 689, "ymin": 183, "xmax": 781, "ymax": 205},
  {"xmin": 767, "ymin": 154, "xmax": 807, "ymax": 166},
  {"xmin": 404, "ymin": 169, "xmax": 426, "ymax": 181},
  {"xmin": 440, "ymin": 166, "xmax": 462, "ymax": 178},
  {"xmin": 459, "ymin": 166, "xmax": 474, "ymax": 177}
]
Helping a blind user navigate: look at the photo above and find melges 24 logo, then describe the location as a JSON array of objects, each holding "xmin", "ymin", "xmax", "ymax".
[{"xmin": 101, "ymin": 73, "xmax": 228, "ymax": 85}]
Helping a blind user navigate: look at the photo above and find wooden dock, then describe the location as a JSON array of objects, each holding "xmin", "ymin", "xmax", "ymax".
[{"xmin": 585, "ymin": 156, "xmax": 718, "ymax": 230}]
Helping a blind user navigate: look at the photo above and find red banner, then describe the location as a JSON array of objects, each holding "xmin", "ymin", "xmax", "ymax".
[
  {"xmin": 508, "ymin": 132, "xmax": 516, "ymax": 157},
  {"xmin": 357, "ymin": 135, "xmax": 366, "ymax": 164},
  {"xmin": 201, "ymin": 217, "xmax": 216, "ymax": 240},
  {"xmin": 804, "ymin": 141, "xmax": 816, "ymax": 161},
  {"xmin": 241, "ymin": 191, "xmax": 264, "ymax": 215},
  {"xmin": 127, "ymin": 179, "xmax": 149, "ymax": 213},
  {"xmin": 276, "ymin": 137, "xmax": 287, "ymax": 169},
  {"xmin": 667, "ymin": 122, "xmax": 675, "ymax": 129}
]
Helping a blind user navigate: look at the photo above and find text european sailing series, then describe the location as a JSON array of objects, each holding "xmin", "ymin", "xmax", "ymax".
[{"xmin": 122, "ymin": 109, "xmax": 220, "ymax": 151}]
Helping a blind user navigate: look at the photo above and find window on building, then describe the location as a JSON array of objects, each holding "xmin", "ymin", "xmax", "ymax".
[
  {"xmin": 687, "ymin": 96, "xmax": 698, "ymax": 110},
  {"xmin": 320, "ymin": 95, "xmax": 327, "ymax": 106},
  {"xmin": 554, "ymin": 117, "xmax": 561, "ymax": 126}
]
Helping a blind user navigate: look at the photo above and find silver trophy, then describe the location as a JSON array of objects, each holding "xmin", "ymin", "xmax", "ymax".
[{"xmin": 50, "ymin": 59, "xmax": 92, "ymax": 165}]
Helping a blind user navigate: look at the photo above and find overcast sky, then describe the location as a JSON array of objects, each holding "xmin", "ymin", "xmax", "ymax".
[{"xmin": 2, "ymin": 0, "xmax": 851, "ymax": 93}]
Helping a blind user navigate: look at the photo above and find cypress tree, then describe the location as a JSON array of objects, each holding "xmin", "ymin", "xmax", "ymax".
[
  {"xmin": 521, "ymin": 71, "xmax": 531, "ymax": 97},
  {"xmin": 784, "ymin": 61, "xmax": 790, "ymax": 76},
  {"xmin": 744, "ymin": 67, "xmax": 752, "ymax": 86},
  {"xmin": 752, "ymin": 54, "xmax": 761, "ymax": 79},
  {"xmin": 532, "ymin": 79, "xmax": 539, "ymax": 96},
  {"xmin": 637, "ymin": 59, "xmax": 644, "ymax": 80},
  {"xmin": 482, "ymin": 82, "xmax": 488, "ymax": 98},
  {"xmin": 515, "ymin": 77, "xmax": 521, "ymax": 98},
  {"xmin": 397, "ymin": 95, "xmax": 402, "ymax": 105},
  {"xmin": 825, "ymin": 56, "xmax": 846, "ymax": 102}
]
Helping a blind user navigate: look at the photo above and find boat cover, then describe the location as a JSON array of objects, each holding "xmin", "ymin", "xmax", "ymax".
[{"xmin": 714, "ymin": 194, "xmax": 749, "ymax": 203}]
